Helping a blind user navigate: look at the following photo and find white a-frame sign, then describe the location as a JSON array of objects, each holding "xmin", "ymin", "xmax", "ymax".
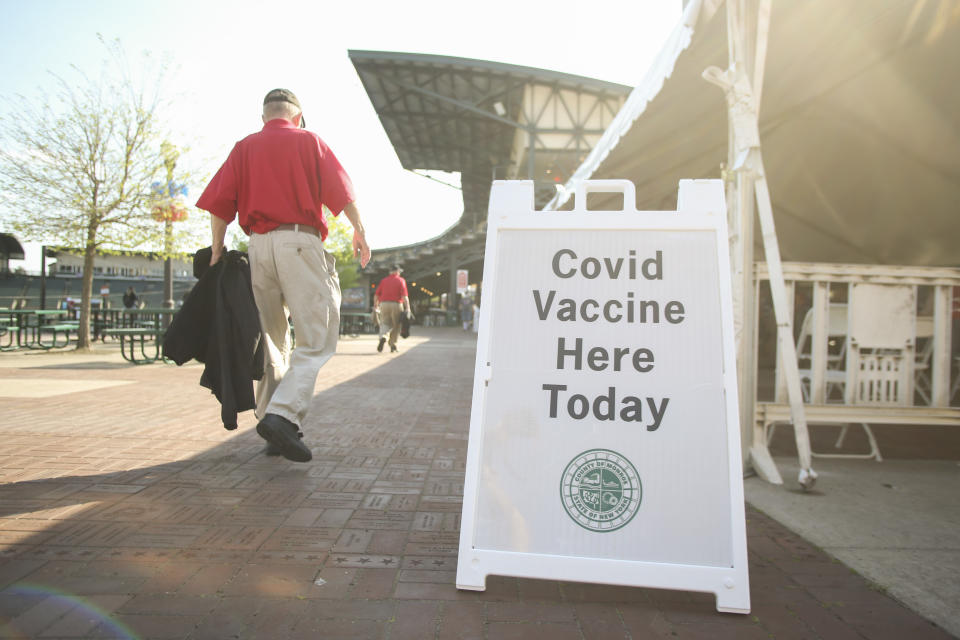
[{"xmin": 457, "ymin": 179, "xmax": 750, "ymax": 613}]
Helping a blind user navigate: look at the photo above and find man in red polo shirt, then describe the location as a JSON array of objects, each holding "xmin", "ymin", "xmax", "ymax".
[
  {"xmin": 374, "ymin": 264, "xmax": 410, "ymax": 353},
  {"xmin": 196, "ymin": 88, "xmax": 371, "ymax": 463}
]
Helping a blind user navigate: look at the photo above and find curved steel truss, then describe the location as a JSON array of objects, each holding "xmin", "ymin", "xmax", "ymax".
[{"xmin": 349, "ymin": 50, "xmax": 630, "ymax": 288}]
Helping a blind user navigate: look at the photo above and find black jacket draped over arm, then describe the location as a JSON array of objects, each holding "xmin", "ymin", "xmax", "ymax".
[{"xmin": 162, "ymin": 248, "xmax": 264, "ymax": 430}]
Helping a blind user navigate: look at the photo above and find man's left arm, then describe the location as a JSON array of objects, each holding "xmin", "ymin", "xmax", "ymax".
[{"xmin": 210, "ymin": 215, "xmax": 229, "ymax": 266}]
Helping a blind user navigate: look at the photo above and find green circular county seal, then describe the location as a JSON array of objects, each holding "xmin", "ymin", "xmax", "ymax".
[{"xmin": 560, "ymin": 449, "xmax": 641, "ymax": 532}]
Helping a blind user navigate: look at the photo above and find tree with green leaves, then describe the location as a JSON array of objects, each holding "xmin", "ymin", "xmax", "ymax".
[
  {"xmin": 323, "ymin": 212, "xmax": 362, "ymax": 290},
  {"xmin": 0, "ymin": 37, "xmax": 191, "ymax": 350}
]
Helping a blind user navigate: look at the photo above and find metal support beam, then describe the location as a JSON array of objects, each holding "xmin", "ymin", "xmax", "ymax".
[
  {"xmin": 367, "ymin": 71, "xmax": 532, "ymax": 132},
  {"xmin": 527, "ymin": 130, "xmax": 536, "ymax": 180},
  {"xmin": 448, "ymin": 254, "xmax": 459, "ymax": 312}
]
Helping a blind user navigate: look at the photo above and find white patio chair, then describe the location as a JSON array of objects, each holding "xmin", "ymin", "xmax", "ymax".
[{"xmin": 796, "ymin": 303, "xmax": 848, "ymax": 402}]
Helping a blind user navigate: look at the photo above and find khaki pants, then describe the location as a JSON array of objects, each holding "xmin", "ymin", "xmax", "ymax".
[
  {"xmin": 378, "ymin": 301, "xmax": 402, "ymax": 347},
  {"xmin": 249, "ymin": 229, "xmax": 340, "ymax": 426}
]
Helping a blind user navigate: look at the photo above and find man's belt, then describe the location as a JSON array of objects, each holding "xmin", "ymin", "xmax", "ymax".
[{"xmin": 272, "ymin": 223, "xmax": 320, "ymax": 237}]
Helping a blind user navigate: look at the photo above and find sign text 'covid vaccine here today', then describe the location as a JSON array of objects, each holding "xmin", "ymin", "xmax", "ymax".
[{"xmin": 532, "ymin": 248, "xmax": 682, "ymax": 430}]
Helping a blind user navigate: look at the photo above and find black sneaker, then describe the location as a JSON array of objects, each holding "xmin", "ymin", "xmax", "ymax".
[
  {"xmin": 263, "ymin": 428, "xmax": 303, "ymax": 456},
  {"xmin": 256, "ymin": 414, "xmax": 312, "ymax": 462},
  {"xmin": 390, "ymin": 344, "xmax": 398, "ymax": 353},
  {"xmin": 377, "ymin": 337, "xmax": 386, "ymax": 352},
  {"xmin": 264, "ymin": 441, "xmax": 281, "ymax": 456}
]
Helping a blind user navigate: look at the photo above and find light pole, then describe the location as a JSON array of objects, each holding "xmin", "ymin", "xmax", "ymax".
[
  {"xmin": 40, "ymin": 245, "xmax": 47, "ymax": 310},
  {"xmin": 160, "ymin": 142, "xmax": 179, "ymax": 317}
]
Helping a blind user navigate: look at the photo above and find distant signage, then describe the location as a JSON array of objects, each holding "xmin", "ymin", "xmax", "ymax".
[
  {"xmin": 341, "ymin": 286, "xmax": 368, "ymax": 310},
  {"xmin": 457, "ymin": 180, "xmax": 750, "ymax": 614},
  {"xmin": 457, "ymin": 269, "xmax": 469, "ymax": 294}
]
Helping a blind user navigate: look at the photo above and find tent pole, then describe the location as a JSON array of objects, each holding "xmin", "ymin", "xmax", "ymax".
[
  {"xmin": 731, "ymin": 172, "xmax": 758, "ymax": 476},
  {"xmin": 752, "ymin": 156, "xmax": 816, "ymax": 488},
  {"xmin": 706, "ymin": 0, "xmax": 817, "ymax": 489},
  {"xmin": 723, "ymin": 0, "xmax": 756, "ymax": 477},
  {"xmin": 724, "ymin": 0, "xmax": 757, "ymax": 477}
]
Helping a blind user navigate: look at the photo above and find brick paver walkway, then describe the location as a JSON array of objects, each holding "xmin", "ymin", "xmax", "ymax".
[{"xmin": 0, "ymin": 328, "xmax": 953, "ymax": 639}]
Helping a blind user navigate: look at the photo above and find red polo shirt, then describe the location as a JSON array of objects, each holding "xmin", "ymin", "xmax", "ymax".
[
  {"xmin": 195, "ymin": 119, "xmax": 354, "ymax": 240},
  {"xmin": 376, "ymin": 274, "xmax": 408, "ymax": 303}
]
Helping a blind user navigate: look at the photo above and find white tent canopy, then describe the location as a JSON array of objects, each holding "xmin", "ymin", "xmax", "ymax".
[
  {"xmin": 554, "ymin": 0, "xmax": 960, "ymax": 267},
  {"xmin": 548, "ymin": 0, "xmax": 960, "ymax": 487}
]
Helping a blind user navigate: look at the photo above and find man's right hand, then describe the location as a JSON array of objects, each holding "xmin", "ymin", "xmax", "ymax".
[
  {"xmin": 342, "ymin": 202, "xmax": 371, "ymax": 268},
  {"xmin": 353, "ymin": 230, "xmax": 371, "ymax": 269}
]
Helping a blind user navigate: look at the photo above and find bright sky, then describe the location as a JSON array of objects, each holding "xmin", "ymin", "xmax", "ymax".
[{"xmin": 0, "ymin": 0, "xmax": 681, "ymax": 270}]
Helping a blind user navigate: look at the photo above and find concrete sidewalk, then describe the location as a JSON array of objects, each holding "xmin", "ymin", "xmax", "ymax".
[
  {"xmin": 746, "ymin": 456, "xmax": 960, "ymax": 638},
  {"xmin": 0, "ymin": 328, "xmax": 954, "ymax": 639}
]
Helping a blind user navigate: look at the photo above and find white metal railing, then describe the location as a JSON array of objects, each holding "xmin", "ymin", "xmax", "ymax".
[
  {"xmin": 755, "ymin": 262, "xmax": 959, "ymax": 409},
  {"xmin": 750, "ymin": 262, "xmax": 960, "ymax": 473}
]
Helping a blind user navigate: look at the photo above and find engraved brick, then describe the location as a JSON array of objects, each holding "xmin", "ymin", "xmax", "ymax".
[
  {"xmin": 35, "ymin": 483, "xmax": 90, "ymax": 500},
  {"xmin": 333, "ymin": 529, "xmax": 372, "ymax": 553},
  {"xmin": 390, "ymin": 601, "xmax": 440, "ymax": 639},
  {"xmin": 350, "ymin": 568, "xmax": 398, "ymax": 599},
  {"xmin": 176, "ymin": 564, "xmax": 237, "ymax": 596},
  {"xmin": 191, "ymin": 526, "xmax": 273, "ymax": 550},
  {"xmin": 361, "ymin": 494, "xmax": 392, "ymax": 509},
  {"xmin": 96, "ymin": 613, "xmax": 205, "ymax": 638},
  {"xmin": 90, "ymin": 502, "xmax": 164, "ymax": 522},
  {"xmin": 120, "ymin": 524, "xmax": 207, "ymax": 548},
  {"xmin": 346, "ymin": 510, "xmax": 413, "ymax": 530},
  {"xmin": 87, "ymin": 483, "xmax": 146, "ymax": 493},
  {"xmin": 399, "ymin": 569, "xmax": 457, "ymax": 584},
  {"xmin": 252, "ymin": 550, "xmax": 328, "ymax": 564},
  {"xmin": 262, "ymin": 527, "xmax": 335, "ymax": 552},
  {"xmin": 282, "ymin": 507, "xmax": 323, "ymax": 527},
  {"xmin": 327, "ymin": 554, "xmax": 400, "ymax": 569},
  {"xmin": 316, "ymin": 508, "xmax": 353, "ymax": 527},
  {"xmin": 0, "ymin": 530, "xmax": 55, "ymax": 545},
  {"xmin": 4, "ymin": 592, "xmax": 78, "ymax": 638},
  {"xmin": 220, "ymin": 564, "xmax": 321, "ymax": 598},
  {"xmin": 402, "ymin": 556, "xmax": 455, "ymax": 571},
  {"xmin": 420, "ymin": 495, "xmax": 464, "ymax": 512},
  {"xmin": 47, "ymin": 522, "xmax": 140, "ymax": 547}
]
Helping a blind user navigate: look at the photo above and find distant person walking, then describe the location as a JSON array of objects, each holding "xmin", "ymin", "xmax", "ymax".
[
  {"xmin": 196, "ymin": 88, "xmax": 371, "ymax": 463},
  {"xmin": 122, "ymin": 286, "xmax": 139, "ymax": 309},
  {"xmin": 374, "ymin": 264, "xmax": 410, "ymax": 353},
  {"xmin": 460, "ymin": 295, "xmax": 474, "ymax": 331}
]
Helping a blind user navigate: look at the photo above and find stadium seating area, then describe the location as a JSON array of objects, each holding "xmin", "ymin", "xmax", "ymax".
[{"xmin": 0, "ymin": 273, "xmax": 195, "ymax": 309}]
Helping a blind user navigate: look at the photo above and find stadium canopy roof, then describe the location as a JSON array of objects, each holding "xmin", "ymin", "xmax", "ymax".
[
  {"xmin": 349, "ymin": 50, "xmax": 632, "ymax": 288},
  {"xmin": 0, "ymin": 233, "xmax": 25, "ymax": 261},
  {"xmin": 549, "ymin": 0, "xmax": 960, "ymax": 267}
]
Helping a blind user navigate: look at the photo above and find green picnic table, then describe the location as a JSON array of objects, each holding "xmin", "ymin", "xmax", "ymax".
[{"xmin": 0, "ymin": 309, "xmax": 72, "ymax": 350}]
